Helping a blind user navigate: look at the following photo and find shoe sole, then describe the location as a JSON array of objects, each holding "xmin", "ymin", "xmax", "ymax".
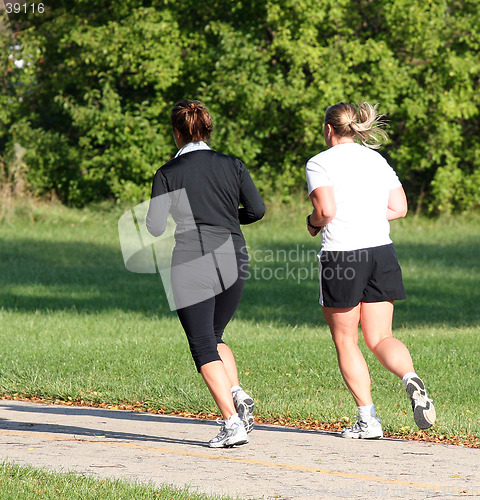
[
  {"xmin": 341, "ymin": 432, "xmax": 383, "ymax": 439},
  {"xmin": 209, "ymin": 438, "xmax": 248, "ymax": 448},
  {"xmin": 406, "ymin": 377, "xmax": 436, "ymax": 429},
  {"xmin": 236, "ymin": 397, "xmax": 255, "ymax": 434}
]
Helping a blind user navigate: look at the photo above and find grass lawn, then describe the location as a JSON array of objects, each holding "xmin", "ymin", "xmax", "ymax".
[
  {"xmin": 0, "ymin": 461, "xmax": 234, "ymax": 500},
  {"xmin": 0, "ymin": 201, "xmax": 479, "ymax": 442}
]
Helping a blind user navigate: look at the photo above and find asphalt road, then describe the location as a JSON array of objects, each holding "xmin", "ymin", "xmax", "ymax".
[{"xmin": 0, "ymin": 399, "xmax": 478, "ymax": 499}]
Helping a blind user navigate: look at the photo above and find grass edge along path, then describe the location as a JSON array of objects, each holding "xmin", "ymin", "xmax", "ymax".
[
  {"xmin": 0, "ymin": 460, "xmax": 236, "ymax": 500},
  {"xmin": 2, "ymin": 395, "xmax": 479, "ymax": 449}
]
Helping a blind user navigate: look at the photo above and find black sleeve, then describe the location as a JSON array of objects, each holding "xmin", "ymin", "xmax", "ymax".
[
  {"xmin": 238, "ymin": 163, "xmax": 265, "ymax": 225},
  {"xmin": 146, "ymin": 170, "xmax": 171, "ymax": 237}
]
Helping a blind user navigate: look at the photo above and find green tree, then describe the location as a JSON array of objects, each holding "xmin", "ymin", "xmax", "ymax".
[
  {"xmin": 4, "ymin": 1, "xmax": 182, "ymax": 204},
  {"xmin": 1, "ymin": 0, "xmax": 479, "ymax": 212}
]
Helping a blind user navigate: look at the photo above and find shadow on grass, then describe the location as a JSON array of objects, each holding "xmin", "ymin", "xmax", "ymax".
[
  {"xmin": 394, "ymin": 240, "xmax": 480, "ymax": 328},
  {"xmin": 239, "ymin": 239, "xmax": 480, "ymax": 328},
  {"xmin": 1, "ymin": 237, "xmax": 478, "ymax": 328},
  {"xmin": 0, "ymin": 238, "xmax": 171, "ymax": 316}
]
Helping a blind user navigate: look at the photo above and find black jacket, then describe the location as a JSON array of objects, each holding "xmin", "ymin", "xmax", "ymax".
[{"xmin": 146, "ymin": 149, "xmax": 265, "ymax": 252}]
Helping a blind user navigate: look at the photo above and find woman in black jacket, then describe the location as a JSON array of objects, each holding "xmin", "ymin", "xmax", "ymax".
[{"xmin": 147, "ymin": 99, "xmax": 265, "ymax": 447}]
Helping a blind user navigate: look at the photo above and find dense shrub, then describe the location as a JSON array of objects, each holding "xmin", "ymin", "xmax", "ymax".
[{"xmin": 1, "ymin": 0, "xmax": 479, "ymax": 212}]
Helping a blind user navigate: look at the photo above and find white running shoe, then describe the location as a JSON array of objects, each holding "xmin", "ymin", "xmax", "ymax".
[
  {"xmin": 341, "ymin": 416, "xmax": 384, "ymax": 439},
  {"xmin": 232, "ymin": 388, "xmax": 255, "ymax": 434},
  {"xmin": 405, "ymin": 376, "xmax": 436, "ymax": 429},
  {"xmin": 208, "ymin": 416, "xmax": 248, "ymax": 448}
]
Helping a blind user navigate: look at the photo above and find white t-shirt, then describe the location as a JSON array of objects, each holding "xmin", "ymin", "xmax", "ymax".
[{"xmin": 306, "ymin": 143, "xmax": 402, "ymax": 251}]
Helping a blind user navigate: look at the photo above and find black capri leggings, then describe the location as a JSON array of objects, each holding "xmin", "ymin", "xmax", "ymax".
[{"xmin": 175, "ymin": 251, "xmax": 249, "ymax": 372}]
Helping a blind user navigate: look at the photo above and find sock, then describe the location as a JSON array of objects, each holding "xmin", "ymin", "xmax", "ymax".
[
  {"xmin": 231, "ymin": 385, "xmax": 242, "ymax": 394},
  {"xmin": 402, "ymin": 372, "xmax": 417, "ymax": 388},
  {"xmin": 226, "ymin": 413, "xmax": 241, "ymax": 425},
  {"xmin": 358, "ymin": 404, "xmax": 376, "ymax": 422}
]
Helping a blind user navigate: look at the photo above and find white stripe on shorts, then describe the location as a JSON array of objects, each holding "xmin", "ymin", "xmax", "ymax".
[{"xmin": 318, "ymin": 251, "xmax": 324, "ymax": 306}]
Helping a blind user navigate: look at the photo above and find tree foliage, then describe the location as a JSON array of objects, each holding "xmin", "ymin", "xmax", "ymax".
[{"xmin": 1, "ymin": 0, "xmax": 479, "ymax": 212}]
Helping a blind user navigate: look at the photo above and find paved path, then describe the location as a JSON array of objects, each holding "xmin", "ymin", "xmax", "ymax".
[{"xmin": 0, "ymin": 399, "xmax": 479, "ymax": 499}]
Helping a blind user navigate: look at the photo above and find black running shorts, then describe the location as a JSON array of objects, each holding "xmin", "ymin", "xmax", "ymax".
[{"xmin": 319, "ymin": 243, "xmax": 406, "ymax": 308}]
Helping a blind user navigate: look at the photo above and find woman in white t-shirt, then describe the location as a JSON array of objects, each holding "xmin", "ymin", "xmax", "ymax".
[{"xmin": 305, "ymin": 102, "xmax": 436, "ymax": 438}]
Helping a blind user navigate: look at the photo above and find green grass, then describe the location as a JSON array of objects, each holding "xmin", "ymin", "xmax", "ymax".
[
  {"xmin": 0, "ymin": 461, "xmax": 233, "ymax": 499},
  {"xmin": 0, "ymin": 201, "xmax": 479, "ymax": 440}
]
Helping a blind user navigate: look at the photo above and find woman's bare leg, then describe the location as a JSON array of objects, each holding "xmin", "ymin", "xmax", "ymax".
[
  {"xmin": 360, "ymin": 301, "xmax": 414, "ymax": 378},
  {"xmin": 217, "ymin": 343, "xmax": 240, "ymax": 388},
  {"xmin": 200, "ymin": 360, "xmax": 236, "ymax": 419},
  {"xmin": 323, "ymin": 305, "xmax": 373, "ymax": 406}
]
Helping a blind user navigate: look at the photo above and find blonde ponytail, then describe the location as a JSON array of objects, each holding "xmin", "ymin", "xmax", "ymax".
[
  {"xmin": 350, "ymin": 102, "xmax": 388, "ymax": 149},
  {"xmin": 325, "ymin": 102, "xmax": 388, "ymax": 149}
]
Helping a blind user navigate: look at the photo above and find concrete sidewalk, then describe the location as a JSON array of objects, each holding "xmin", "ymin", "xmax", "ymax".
[{"xmin": 0, "ymin": 399, "xmax": 478, "ymax": 499}]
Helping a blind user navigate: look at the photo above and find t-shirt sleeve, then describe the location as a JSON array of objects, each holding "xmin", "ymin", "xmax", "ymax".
[
  {"xmin": 386, "ymin": 164, "xmax": 402, "ymax": 190},
  {"xmin": 305, "ymin": 159, "xmax": 333, "ymax": 195}
]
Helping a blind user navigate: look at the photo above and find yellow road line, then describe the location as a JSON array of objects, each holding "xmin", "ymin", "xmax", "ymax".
[{"xmin": 0, "ymin": 429, "xmax": 470, "ymax": 494}]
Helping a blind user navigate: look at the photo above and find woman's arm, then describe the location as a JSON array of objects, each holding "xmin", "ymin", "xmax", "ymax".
[
  {"xmin": 308, "ymin": 186, "xmax": 336, "ymax": 235},
  {"xmin": 387, "ymin": 186, "xmax": 408, "ymax": 221},
  {"xmin": 146, "ymin": 170, "xmax": 170, "ymax": 237},
  {"xmin": 238, "ymin": 165, "xmax": 265, "ymax": 224}
]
